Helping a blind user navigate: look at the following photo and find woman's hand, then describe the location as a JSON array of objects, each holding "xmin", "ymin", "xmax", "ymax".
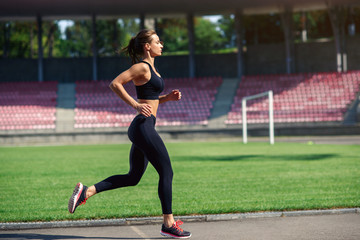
[
  {"xmin": 136, "ymin": 103, "xmax": 153, "ymax": 117},
  {"xmin": 167, "ymin": 89, "xmax": 182, "ymax": 101}
]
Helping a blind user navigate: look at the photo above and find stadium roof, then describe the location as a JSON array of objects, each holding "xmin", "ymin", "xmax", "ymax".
[{"xmin": 1, "ymin": 0, "xmax": 359, "ymax": 20}]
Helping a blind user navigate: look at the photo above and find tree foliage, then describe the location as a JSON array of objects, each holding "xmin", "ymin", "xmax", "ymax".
[
  {"xmin": 194, "ymin": 18, "xmax": 224, "ymax": 53},
  {"xmin": 1, "ymin": 8, "xmax": 359, "ymax": 58},
  {"xmin": 157, "ymin": 18, "xmax": 188, "ymax": 53}
]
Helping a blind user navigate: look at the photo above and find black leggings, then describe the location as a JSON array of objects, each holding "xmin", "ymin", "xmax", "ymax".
[{"xmin": 94, "ymin": 114, "xmax": 173, "ymax": 214}]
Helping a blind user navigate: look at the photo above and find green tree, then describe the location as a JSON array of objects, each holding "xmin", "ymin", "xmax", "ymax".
[
  {"xmin": 117, "ymin": 18, "xmax": 140, "ymax": 54},
  {"xmin": 44, "ymin": 21, "xmax": 61, "ymax": 58},
  {"xmin": 306, "ymin": 10, "xmax": 333, "ymax": 40},
  {"xmin": 0, "ymin": 21, "xmax": 33, "ymax": 58},
  {"xmin": 157, "ymin": 17, "xmax": 224, "ymax": 54},
  {"xmin": 56, "ymin": 18, "xmax": 139, "ymax": 57},
  {"xmin": 60, "ymin": 20, "xmax": 92, "ymax": 57},
  {"xmin": 96, "ymin": 19, "xmax": 139, "ymax": 57},
  {"xmin": 218, "ymin": 15, "xmax": 235, "ymax": 48},
  {"xmin": 95, "ymin": 20, "xmax": 117, "ymax": 57},
  {"xmin": 194, "ymin": 17, "xmax": 224, "ymax": 53},
  {"xmin": 0, "ymin": 20, "xmax": 62, "ymax": 58},
  {"xmin": 157, "ymin": 18, "xmax": 188, "ymax": 53}
]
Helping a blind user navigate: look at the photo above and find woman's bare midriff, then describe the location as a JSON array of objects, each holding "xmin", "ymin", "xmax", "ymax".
[{"xmin": 138, "ymin": 99, "xmax": 159, "ymax": 117}]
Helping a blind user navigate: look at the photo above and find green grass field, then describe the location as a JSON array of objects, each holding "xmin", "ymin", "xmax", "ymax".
[{"xmin": 0, "ymin": 141, "xmax": 359, "ymax": 222}]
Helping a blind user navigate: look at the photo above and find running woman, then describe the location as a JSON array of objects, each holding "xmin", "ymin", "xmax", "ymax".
[{"xmin": 68, "ymin": 29, "xmax": 191, "ymax": 239}]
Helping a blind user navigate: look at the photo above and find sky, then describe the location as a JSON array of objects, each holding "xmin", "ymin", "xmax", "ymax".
[{"xmin": 58, "ymin": 20, "xmax": 74, "ymax": 39}]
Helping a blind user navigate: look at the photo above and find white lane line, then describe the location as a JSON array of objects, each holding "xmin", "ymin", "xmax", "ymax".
[{"xmin": 130, "ymin": 226, "xmax": 151, "ymax": 240}]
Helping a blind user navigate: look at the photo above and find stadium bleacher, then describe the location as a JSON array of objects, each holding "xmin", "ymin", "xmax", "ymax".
[
  {"xmin": 0, "ymin": 72, "xmax": 359, "ymax": 132},
  {"xmin": 74, "ymin": 80, "xmax": 136, "ymax": 128},
  {"xmin": 74, "ymin": 77, "xmax": 222, "ymax": 128},
  {"xmin": 0, "ymin": 81, "xmax": 58, "ymax": 130},
  {"xmin": 226, "ymin": 71, "xmax": 360, "ymax": 124},
  {"xmin": 156, "ymin": 77, "xmax": 222, "ymax": 126}
]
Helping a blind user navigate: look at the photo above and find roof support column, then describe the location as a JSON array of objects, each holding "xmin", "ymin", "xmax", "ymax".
[
  {"xmin": 3, "ymin": 22, "xmax": 10, "ymax": 58},
  {"xmin": 328, "ymin": 4, "xmax": 347, "ymax": 73},
  {"xmin": 235, "ymin": 9, "xmax": 244, "ymax": 79},
  {"xmin": 91, "ymin": 13, "xmax": 98, "ymax": 81},
  {"xmin": 140, "ymin": 13, "xmax": 145, "ymax": 30},
  {"xmin": 36, "ymin": 14, "xmax": 44, "ymax": 82},
  {"xmin": 280, "ymin": 6, "xmax": 295, "ymax": 74},
  {"xmin": 187, "ymin": 13, "xmax": 196, "ymax": 78},
  {"xmin": 154, "ymin": 18, "xmax": 159, "ymax": 33}
]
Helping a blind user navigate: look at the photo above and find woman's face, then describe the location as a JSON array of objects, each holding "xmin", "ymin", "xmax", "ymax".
[{"xmin": 147, "ymin": 34, "xmax": 163, "ymax": 57}]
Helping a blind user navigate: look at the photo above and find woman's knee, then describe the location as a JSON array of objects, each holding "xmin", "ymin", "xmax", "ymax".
[
  {"xmin": 127, "ymin": 177, "xmax": 141, "ymax": 186},
  {"xmin": 162, "ymin": 166, "xmax": 173, "ymax": 182},
  {"xmin": 126, "ymin": 172, "xmax": 143, "ymax": 186}
]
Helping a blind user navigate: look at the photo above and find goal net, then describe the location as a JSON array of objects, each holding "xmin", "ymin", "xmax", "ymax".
[{"xmin": 242, "ymin": 90, "xmax": 274, "ymax": 144}]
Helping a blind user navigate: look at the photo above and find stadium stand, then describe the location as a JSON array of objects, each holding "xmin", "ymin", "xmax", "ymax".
[
  {"xmin": 226, "ymin": 71, "xmax": 360, "ymax": 124},
  {"xmin": 0, "ymin": 81, "xmax": 58, "ymax": 130},
  {"xmin": 156, "ymin": 77, "xmax": 222, "ymax": 126},
  {"xmin": 74, "ymin": 77, "xmax": 222, "ymax": 128},
  {"xmin": 74, "ymin": 80, "xmax": 136, "ymax": 128},
  {"xmin": 1, "ymin": 72, "xmax": 358, "ymax": 132}
]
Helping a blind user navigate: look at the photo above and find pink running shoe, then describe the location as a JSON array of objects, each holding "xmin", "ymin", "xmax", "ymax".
[
  {"xmin": 160, "ymin": 220, "xmax": 192, "ymax": 239},
  {"xmin": 68, "ymin": 182, "xmax": 88, "ymax": 213}
]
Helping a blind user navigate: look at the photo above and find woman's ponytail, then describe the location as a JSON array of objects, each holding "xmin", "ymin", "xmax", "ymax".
[{"xmin": 122, "ymin": 37, "xmax": 137, "ymax": 64}]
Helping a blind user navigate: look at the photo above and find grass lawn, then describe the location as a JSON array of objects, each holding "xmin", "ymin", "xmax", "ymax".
[{"xmin": 0, "ymin": 141, "xmax": 359, "ymax": 222}]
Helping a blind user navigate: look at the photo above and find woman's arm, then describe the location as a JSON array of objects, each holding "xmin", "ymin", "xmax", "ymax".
[
  {"xmin": 159, "ymin": 89, "xmax": 182, "ymax": 104},
  {"xmin": 109, "ymin": 64, "xmax": 153, "ymax": 117}
]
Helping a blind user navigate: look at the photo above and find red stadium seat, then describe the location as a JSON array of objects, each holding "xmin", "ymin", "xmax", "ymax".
[
  {"xmin": 226, "ymin": 71, "xmax": 360, "ymax": 124},
  {"xmin": 74, "ymin": 77, "xmax": 222, "ymax": 128},
  {"xmin": 0, "ymin": 81, "xmax": 58, "ymax": 130}
]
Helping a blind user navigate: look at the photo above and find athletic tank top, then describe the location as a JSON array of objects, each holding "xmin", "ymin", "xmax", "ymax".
[{"xmin": 135, "ymin": 61, "xmax": 165, "ymax": 100}]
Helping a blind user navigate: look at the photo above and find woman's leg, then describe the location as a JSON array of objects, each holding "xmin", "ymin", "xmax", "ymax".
[
  {"xmin": 92, "ymin": 144, "xmax": 148, "ymax": 195},
  {"xmin": 133, "ymin": 125, "xmax": 173, "ymax": 214},
  {"xmin": 69, "ymin": 144, "xmax": 148, "ymax": 214},
  {"xmin": 128, "ymin": 115, "xmax": 174, "ymax": 216},
  {"xmin": 139, "ymin": 124, "xmax": 191, "ymax": 238}
]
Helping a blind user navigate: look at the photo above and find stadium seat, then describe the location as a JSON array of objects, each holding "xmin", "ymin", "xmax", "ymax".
[
  {"xmin": 226, "ymin": 71, "xmax": 360, "ymax": 124},
  {"xmin": 0, "ymin": 81, "xmax": 58, "ymax": 130},
  {"xmin": 74, "ymin": 77, "xmax": 222, "ymax": 128}
]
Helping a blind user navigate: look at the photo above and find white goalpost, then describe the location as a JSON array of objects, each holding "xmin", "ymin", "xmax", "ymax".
[{"xmin": 242, "ymin": 90, "xmax": 274, "ymax": 145}]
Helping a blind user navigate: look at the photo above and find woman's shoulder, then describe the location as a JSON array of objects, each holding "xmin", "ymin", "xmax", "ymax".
[
  {"xmin": 128, "ymin": 62, "xmax": 151, "ymax": 83},
  {"xmin": 130, "ymin": 62, "xmax": 150, "ymax": 74}
]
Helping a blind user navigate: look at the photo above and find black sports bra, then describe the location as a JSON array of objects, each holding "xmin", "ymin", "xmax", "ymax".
[{"xmin": 135, "ymin": 61, "xmax": 164, "ymax": 100}]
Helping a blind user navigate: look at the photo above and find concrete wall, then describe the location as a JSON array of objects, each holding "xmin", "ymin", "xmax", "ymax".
[
  {"xmin": 347, "ymin": 37, "xmax": 360, "ymax": 71},
  {"xmin": 0, "ymin": 58, "xmax": 38, "ymax": 82},
  {"xmin": 45, "ymin": 58, "xmax": 93, "ymax": 82},
  {"xmin": 1, "ymin": 36, "xmax": 359, "ymax": 82},
  {"xmin": 245, "ymin": 43, "xmax": 286, "ymax": 75},
  {"xmin": 1, "ymin": 124, "xmax": 360, "ymax": 146},
  {"xmin": 295, "ymin": 41, "xmax": 336, "ymax": 73}
]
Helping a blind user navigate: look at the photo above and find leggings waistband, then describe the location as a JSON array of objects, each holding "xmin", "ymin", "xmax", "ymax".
[{"xmin": 134, "ymin": 114, "xmax": 156, "ymax": 124}]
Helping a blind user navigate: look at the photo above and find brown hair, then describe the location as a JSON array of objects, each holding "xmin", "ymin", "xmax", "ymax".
[{"xmin": 122, "ymin": 29, "xmax": 157, "ymax": 65}]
